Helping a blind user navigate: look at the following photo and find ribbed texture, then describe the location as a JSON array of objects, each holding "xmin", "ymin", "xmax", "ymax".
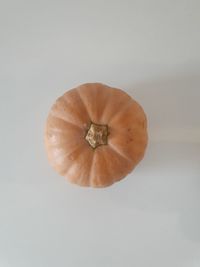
[{"xmin": 45, "ymin": 83, "xmax": 148, "ymax": 187}]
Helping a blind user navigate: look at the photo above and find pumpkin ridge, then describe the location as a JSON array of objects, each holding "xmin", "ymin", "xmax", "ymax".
[
  {"xmin": 48, "ymin": 143, "xmax": 86, "ymax": 174},
  {"xmin": 99, "ymin": 87, "xmax": 115, "ymax": 122},
  {"xmin": 89, "ymin": 149, "xmax": 115, "ymax": 188},
  {"xmin": 76, "ymin": 87, "xmax": 92, "ymax": 120},
  {"xmin": 88, "ymin": 150, "xmax": 95, "ymax": 187},
  {"xmin": 72, "ymin": 89, "xmax": 91, "ymax": 121},
  {"xmin": 108, "ymin": 98, "xmax": 133, "ymax": 124},
  {"xmin": 47, "ymin": 115, "xmax": 83, "ymax": 133},
  {"xmin": 45, "ymin": 137, "xmax": 82, "ymax": 148},
  {"xmin": 108, "ymin": 142, "xmax": 134, "ymax": 164},
  {"xmin": 47, "ymin": 126, "xmax": 79, "ymax": 135},
  {"xmin": 51, "ymin": 153, "xmax": 72, "ymax": 176},
  {"xmin": 50, "ymin": 112, "xmax": 83, "ymax": 130},
  {"xmin": 99, "ymin": 149, "xmax": 115, "ymax": 186},
  {"xmin": 61, "ymin": 91, "xmax": 91, "ymax": 126},
  {"xmin": 63, "ymin": 162, "xmax": 76, "ymax": 180},
  {"xmin": 66, "ymin": 146, "xmax": 94, "ymax": 186}
]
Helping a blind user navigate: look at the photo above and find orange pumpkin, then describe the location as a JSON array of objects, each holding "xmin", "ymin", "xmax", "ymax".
[{"xmin": 45, "ymin": 83, "xmax": 148, "ymax": 187}]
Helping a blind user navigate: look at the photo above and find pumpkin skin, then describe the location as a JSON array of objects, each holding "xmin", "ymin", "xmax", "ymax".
[{"xmin": 45, "ymin": 83, "xmax": 148, "ymax": 188}]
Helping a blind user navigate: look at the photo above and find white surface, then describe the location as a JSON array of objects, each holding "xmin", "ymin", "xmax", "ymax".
[{"xmin": 0, "ymin": 0, "xmax": 200, "ymax": 266}]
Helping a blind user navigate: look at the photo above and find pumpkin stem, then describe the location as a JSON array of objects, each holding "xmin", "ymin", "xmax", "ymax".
[{"xmin": 85, "ymin": 122, "xmax": 108, "ymax": 149}]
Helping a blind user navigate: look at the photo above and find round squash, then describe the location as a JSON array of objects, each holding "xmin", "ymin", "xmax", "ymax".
[{"xmin": 45, "ymin": 83, "xmax": 148, "ymax": 187}]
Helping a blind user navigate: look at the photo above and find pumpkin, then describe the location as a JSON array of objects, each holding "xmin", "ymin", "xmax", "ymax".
[{"xmin": 45, "ymin": 83, "xmax": 148, "ymax": 188}]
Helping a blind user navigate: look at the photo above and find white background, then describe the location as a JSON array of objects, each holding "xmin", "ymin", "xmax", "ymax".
[{"xmin": 0, "ymin": 0, "xmax": 200, "ymax": 266}]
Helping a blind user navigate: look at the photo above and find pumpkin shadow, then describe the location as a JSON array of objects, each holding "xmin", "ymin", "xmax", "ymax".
[{"xmin": 113, "ymin": 72, "xmax": 200, "ymax": 242}]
